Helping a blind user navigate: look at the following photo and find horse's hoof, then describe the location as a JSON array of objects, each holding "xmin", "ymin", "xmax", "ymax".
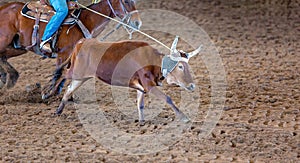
[
  {"xmin": 41, "ymin": 86, "xmax": 53, "ymax": 100},
  {"xmin": 0, "ymin": 81, "xmax": 5, "ymax": 89},
  {"xmin": 6, "ymin": 80, "xmax": 16, "ymax": 89},
  {"xmin": 42, "ymin": 94, "xmax": 48, "ymax": 100},
  {"xmin": 6, "ymin": 80, "xmax": 14, "ymax": 89},
  {"xmin": 0, "ymin": 73, "xmax": 7, "ymax": 88},
  {"xmin": 6, "ymin": 73, "xmax": 19, "ymax": 89}
]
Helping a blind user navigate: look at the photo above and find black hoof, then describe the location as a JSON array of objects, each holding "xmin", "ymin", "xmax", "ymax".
[
  {"xmin": 55, "ymin": 102, "xmax": 65, "ymax": 115},
  {"xmin": 55, "ymin": 109, "xmax": 63, "ymax": 115},
  {"xmin": 6, "ymin": 73, "xmax": 19, "ymax": 89},
  {"xmin": 0, "ymin": 73, "xmax": 6, "ymax": 89},
  {"xmin": 0, "ymin": 72, "xmax": 7, "ymax": 85}
]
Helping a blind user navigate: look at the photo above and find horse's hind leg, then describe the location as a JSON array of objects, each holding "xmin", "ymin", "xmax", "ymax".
[
  {"xmin": 42, "ymin": 64, "xmax": 67, "ymax": 100},
  {"xmin": 42, "ymin": 77, "xmax": 66, "ymax": 100},
  {"xmin": 0, "ymin": 59, "xmax": 19, "ymax": 89},
  {"xmin": 0, "ymin": 44, "xmax": 27, "ymax": 88}
]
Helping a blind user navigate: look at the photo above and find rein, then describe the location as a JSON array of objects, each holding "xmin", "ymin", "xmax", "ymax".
[
  {"xmin": 76, "ymin": 2, "xmax": 172, "ymax": 51},
  {"xmin": 107, "ymin": 0, "xmax": 139, "ymax": 20},
  {"xmin": 104, "ymin": 0, "xmax": 138, "ymax": 39}
]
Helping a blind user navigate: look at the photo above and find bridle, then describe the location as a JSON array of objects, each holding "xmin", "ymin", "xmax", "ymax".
[
  {"xmin": 106, "ymin": 0, "xmax": 139, "ymax": 38},
  {"xmin": 107, "ymin": 0, "xmax": 138, "ymax": 18}
]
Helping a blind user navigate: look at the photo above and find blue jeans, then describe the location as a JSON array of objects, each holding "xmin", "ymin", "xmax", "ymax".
[{"xmin": 42, "ymin": 0, "xmax": 68, "ymax": 41}]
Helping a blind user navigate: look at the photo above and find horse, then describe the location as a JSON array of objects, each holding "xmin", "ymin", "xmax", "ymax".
[
  {"xmin": 51, "ymin": 37, "xmax": 202, "ymax": 123},
  {"xmin": 0, "ymin": 0, "xmax": 141, "ymax": 92}
]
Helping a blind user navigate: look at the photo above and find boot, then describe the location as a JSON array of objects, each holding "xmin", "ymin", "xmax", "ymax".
[{"xmin": 40, "ymin": 39, "xmax": 52, "ymax": 53}]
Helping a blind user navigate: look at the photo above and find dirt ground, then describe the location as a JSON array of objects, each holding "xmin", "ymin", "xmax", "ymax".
[{"xmin": 0, "ymin": 0, "xmax": 299, "ymax": 162}]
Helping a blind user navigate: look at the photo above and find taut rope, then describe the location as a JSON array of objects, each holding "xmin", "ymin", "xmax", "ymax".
[{"xmin": 76, "ymin": 2, "xmax": 172, "ymax": 51}]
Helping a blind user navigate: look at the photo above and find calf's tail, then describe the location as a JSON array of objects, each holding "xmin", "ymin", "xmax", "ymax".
[
  {"xmin": 55, "ymin": 38, "xmax": 86, "ymax": 75},
  {"xmin": 42, "ymin": 39, "xmax": 86, "ymax": 99}
]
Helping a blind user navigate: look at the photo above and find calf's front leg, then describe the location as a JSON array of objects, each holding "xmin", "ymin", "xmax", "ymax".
[
  {"xmin": 56, "ymin": 79, "xmax": 87, "ymax": 115},
  {"xmin": 149, "ymin": 87, "xmax": 190, "ymax": 123},
  {"xmin": 137, "ymin": 90, "xmax": 145, "ymax": 123}
]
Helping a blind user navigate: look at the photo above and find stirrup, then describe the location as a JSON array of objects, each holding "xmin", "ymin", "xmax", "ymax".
[{"xmin": 40, "ymin": 38, "xmax": 52, "ymax": 53}]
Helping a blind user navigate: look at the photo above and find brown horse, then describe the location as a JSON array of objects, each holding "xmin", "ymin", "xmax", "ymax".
[{"xmin": 0, "ymin": 0, "xmax": 141, "ymax": 91}]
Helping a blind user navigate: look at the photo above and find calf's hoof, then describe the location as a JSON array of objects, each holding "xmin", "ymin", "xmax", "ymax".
[
  {"xmin": 139, "ymin": 120, "xmax": 145, "ymax": 126},
  {"xmin": 55, "ymin": 109, "xmax": 63, "ymax": 115},
  {"xmin": 177, "ymin": 113, "xmax": 190, "ymax": 123},
  {"xmin": 55, "ymin": 103, "xmax": 65, "ymax": 115}
]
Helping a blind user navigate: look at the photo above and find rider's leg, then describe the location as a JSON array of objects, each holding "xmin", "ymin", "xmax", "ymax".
[{"xmin": 40, "ymin": 0, "xmax": 68, "ymax": 53}]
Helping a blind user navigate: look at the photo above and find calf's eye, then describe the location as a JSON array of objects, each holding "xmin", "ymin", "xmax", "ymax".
[{"xmin": 178, "ymin": 64, "xmax": 184, "ymax": 71}]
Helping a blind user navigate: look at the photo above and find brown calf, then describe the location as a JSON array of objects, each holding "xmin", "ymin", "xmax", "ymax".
[{"xmin": 56, "ymin": 37, "xmax": 202, "ymax": 123}]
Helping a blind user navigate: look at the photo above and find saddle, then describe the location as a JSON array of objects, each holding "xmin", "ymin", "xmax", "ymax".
[
  {"xmin": 21, "ymin": 1, "xmax": 80, "ymax": 25},
  {"xmin": 21, "ymin": 1, "xmax": 91, "ymax": 58}
]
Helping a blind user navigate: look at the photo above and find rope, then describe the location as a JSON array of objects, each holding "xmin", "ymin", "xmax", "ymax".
[
  {"xmin": 76, "ymin": 2, "xmax": 172, "ymax": 51},
  {"xmin": 92, "ymin": 0, "xmax": 102, "ymax": 3}
]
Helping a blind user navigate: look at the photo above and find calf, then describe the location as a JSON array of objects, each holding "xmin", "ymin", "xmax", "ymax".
[{"xmin": 56, "ymin": 37, "xmax": 202, "ymax": 123}]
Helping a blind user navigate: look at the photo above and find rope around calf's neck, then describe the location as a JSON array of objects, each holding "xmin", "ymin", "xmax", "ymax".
[{"xmin": 76, "ymin": 2, "xmax": 172, "ymax": 51}]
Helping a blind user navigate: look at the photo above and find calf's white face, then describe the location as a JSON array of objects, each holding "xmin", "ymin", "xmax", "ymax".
[
  {"xmin": 166, "ymin": 62, "xmax": 195, "ymax": 91},
  {"xmin": 164, "ymin": 36, "xmax": 202, "ymax": 91}
]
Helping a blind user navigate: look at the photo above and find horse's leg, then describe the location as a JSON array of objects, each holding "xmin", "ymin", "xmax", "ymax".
[
  {"xmin": 149, "ymin": 87, "xmax": 190, "ymax": 123},
  {"xmin": 0, "ymin": 18, "xmax": 27, "ymax": 88},
  {"xmin": 42, "ymin": 77, "xmax": 66, "ymax": 100},
  {"xmin": 0, "ymin": 23, "xmax": 25, "ymax": 88},
  {"xmin": 137, "ymin": 90, "xmax": 145, "ymax": 123},
  {"xmin": 56, "ymin": 78, "xmax": 66, "ymax": 95},
  {"xmin": 42, "ymin": 51, "xmax": 70, "ymax": 99},
  {"xmin": 0, "ymin": 47, "xmax": 27, "ymax": 88},
  {"xmin": 0, "ymin": 59, "xmax": 19, "ymax": 89},
  {"xmin": 51, "ymin": 66, "xmax": 64, "ymax": 93},
  {"xmin": 41, "ymin": 58, "xmax": 67, "ymax": 100},
  {"xmin": 56, "ymin": 79, "xmax": 87, "ymax": 115},
  {"xmin": 41, "ymin": 73, "xmax": 61, "ymax": 100}
]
